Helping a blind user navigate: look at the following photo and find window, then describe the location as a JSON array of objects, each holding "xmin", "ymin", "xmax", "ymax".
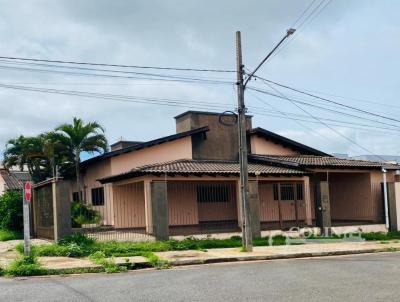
[
  {"xmin": 296, "ymin": 183, "xmax": 304, "ymax": 200},
  {"xmin": 197, "ymin": 185, "xmax": 230, "ymax": 203},
  {"xmin": 72, "ymin": 192, "xmax": 80, "ymax": 202},
  {"xmin": 273, "ymin": 183, "xmax": 304, "ymax": 201},
  {"xmin": 91, "ymin": 187, "xmax": 105, "ymax": 206}
]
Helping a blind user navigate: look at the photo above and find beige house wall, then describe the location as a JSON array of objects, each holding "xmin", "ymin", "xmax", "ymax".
[
  {"xmin": 110, "ymin": 136, "xmax": 193, "ymax": 175},
  {"xmin": 82, "ymin": 159, "xmax": 114, "ymax": 225},
  {"xmin": 250, "ymin": 136, "xmax": 300, "ymax": 156}
]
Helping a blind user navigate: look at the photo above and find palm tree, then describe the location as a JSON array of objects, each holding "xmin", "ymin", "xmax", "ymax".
[
  {"xmin": 3, "ymin": 135, "xmax": 49, "ymax": 181},
  {"xmin": 55, "ymin": 118, "xmax": 107, "ymax": 200}
]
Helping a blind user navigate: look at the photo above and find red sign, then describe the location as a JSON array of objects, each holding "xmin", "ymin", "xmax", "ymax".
[{"xmin": 24, "ymin": 181, "xmax": 32, "ymax": 202}]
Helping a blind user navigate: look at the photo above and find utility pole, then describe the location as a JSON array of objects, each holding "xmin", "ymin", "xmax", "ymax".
[
  {"xmin": 235, "ymin": 29, "xmax": 296, "ymax": 252},
  {"xmin": 236, "ymin": 31, "xmax": 253, "ymax": 251}
]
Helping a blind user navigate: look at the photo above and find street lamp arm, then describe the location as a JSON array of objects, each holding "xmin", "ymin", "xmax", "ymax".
[{"xmin": 243, "ymin": 28, "xmax": 296, "ymax": 88}]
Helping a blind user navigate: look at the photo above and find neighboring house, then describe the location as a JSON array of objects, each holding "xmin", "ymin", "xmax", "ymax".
[
  {"xmin": 0, "ymin": 168, "xmax": 30, "ymax": 195},
  {"xmin": 73, "ymin": 111, "xmax": 399, "ymax": 238}
]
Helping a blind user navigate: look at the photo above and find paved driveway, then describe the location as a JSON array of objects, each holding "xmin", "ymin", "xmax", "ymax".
[{"xmin": 1, "ymin": 252, "xmax": 400, "ymax": 302}]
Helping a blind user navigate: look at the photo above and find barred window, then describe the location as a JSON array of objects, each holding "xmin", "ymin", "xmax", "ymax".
[
  {"xmin": 273, "ymin": 183, "xmax": 303, "ymax": 201},
  {"xmin": 91, "ymin": 187, "xmax": 105, "ymax": 206},
  {"xmin": 197, "ymin": 185, "xmax": 230, "ymax": 203},
  {"xmin": 296, "ymin": 183, "xmax": 304, "ymax": 200}
]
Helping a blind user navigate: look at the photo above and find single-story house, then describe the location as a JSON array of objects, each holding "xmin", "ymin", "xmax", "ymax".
[
  {"xmin": 64, "ymin": 111, "xmax": 399, "ymax": 239},
  {"xmin": 0, "ymin": 167, "xmax": 30, "ymax": 195}
]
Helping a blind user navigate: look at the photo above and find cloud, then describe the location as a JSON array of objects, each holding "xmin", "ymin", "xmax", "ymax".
[{"xmin": 0, "ymin": 0, "xmax": 399, "ymax": 157}]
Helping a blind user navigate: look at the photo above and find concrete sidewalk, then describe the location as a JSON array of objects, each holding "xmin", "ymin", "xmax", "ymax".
[
  {"xmin": 155, "ymin": 241, "xmax": 400, "ymax": 265},
  {"xmin": 1, "ymin": 240, "xmax": 400, "ymax": 274}
]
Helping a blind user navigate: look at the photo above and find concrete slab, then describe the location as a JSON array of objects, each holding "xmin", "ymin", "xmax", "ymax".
[
  {"xmin": 39, "ymin": 257, "xmax": 101, "ymax": 270},
  {"xmin": 113, "ymin": 256, "xmax": 149, "ymax": 265},
  {"xmin": 0, "ymin": 239, "xmax": 50, "ymax": 267}
]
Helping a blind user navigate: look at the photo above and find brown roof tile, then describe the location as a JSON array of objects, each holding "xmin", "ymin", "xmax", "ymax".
[
  {"xmin": 0, "ymin": 169, "xmax": 24, "ymax": 190},
  {"xmin": 99, "ymin": 159, "xmax": 307, "ymax": 183},
  {"xmin": 250, "ymin": 155, "xmax": 400, "ymax": 170}
]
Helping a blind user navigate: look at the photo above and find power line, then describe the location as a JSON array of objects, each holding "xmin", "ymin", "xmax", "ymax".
[
  {"xmin": 291, "ymin": 0, "xmax": 318, "ymax": 27},
  {"xmin": 252, "ymin": 82, "xmax": 387, "ymax": 160},
  {"xmin": 248, "ymin": 90, "xmax": 335, "ymax": 143},
  {"xmin": 271, "ymin": 0, "xmax": 332, "ymax": 60},
  {"xmin": 248, "ymin": 86, "xmax": 400, "ymax": 129},
  {"xmin": 251, "ymin": 75, "xmax": 400, "ymax": 123},
  {"xmin": 252, "ymin": 111, "xmax": 400, "ymax": 134},
  {"xmin": 0, "ymin": 59, "xmax": 234, "ymax": 81},
  {"xmin": 248, "ymin": 94, "xmax": 400, "ymax": 132},
  {"xmin": 0, "ymin": 55, "xmax": 235, "ymax": 73},
  {"xmin": 0, "ymin": 64, "xmax": 234, "ymax": 85},
  {"xmin": 0, "ymin": 82, "xmax": 234, "ymax": 111}
]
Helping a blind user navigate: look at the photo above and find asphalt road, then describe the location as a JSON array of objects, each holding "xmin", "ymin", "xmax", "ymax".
[{"xmin": 1, "ymin": 252, "xmax": 400, "ymax": 302}]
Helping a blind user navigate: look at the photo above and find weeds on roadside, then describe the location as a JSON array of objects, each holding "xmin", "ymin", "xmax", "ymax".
[{"xmin": 5, "ymin": 254, "xmax": 47, "ymax": 276}]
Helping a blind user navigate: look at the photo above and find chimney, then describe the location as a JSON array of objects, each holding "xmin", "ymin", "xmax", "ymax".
[{"xmin": 174, "ymin": 111, "xmax": 252, "ymax": 160}]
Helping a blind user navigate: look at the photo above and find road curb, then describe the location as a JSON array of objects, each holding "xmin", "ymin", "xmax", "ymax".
[{"xmin": 166, "ymin": 247, "xmax": 400, "ymax": 266}]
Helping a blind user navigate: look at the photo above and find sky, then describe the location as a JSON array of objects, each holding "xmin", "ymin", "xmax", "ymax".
[{"xmin": 0, "ymin": 0, "xmax": 400, "ymax": 158}]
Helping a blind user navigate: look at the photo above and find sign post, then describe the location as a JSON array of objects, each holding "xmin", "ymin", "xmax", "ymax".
[{"xmin": 23, "ymin": 181, "xmax": 32, "ymax": 255}]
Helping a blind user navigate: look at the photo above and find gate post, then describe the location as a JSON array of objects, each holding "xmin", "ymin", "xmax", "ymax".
[
  {"xmin": 248, "ymin": 181, "xmax": 261, "ymax": 238},
  {"xmin": 52, "ymin": 179, "xmax": 72, "ymax": 242},
  {"xmin": 150, "ymin": 181, "xmax": 169, "ymax": 241}
]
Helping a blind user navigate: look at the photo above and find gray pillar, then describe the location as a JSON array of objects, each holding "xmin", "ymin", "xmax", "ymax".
[
  {"xmin": 248, "ymin": 181, "xmax": 261, "ymax": 238},
  {"xmin": 317, "ymin": 181, "xmax": 331, "ymax": 236},
  {"xmin": 150, "ymin": 181, "xmax": 169, "ymax": 241},
  {"xmin": 53, "ymin": 180, "xmax": 72, "ymax": 242}
]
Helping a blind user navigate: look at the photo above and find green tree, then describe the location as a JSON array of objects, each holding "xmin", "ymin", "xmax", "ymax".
[
  {"xmin": 55, "ymin": 118, "xmax": 107, "ymax": 200},
  {"xmin": 3, "ymin": 135, "xmax": 49, "ymax": 182},
  {"xmin": 0, "ymin": 190, "xmax": 23, "ymax": 231}
]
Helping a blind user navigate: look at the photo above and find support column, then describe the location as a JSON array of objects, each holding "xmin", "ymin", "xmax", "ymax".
[
  {"xmin": 150, "ymin": 181, "xmax": 169, "ymax": 241},
  {"xmin": 388, "ymin": 182, "xmax": 400, "ymax": 231},
  {"xmin": 304, "ymin": 177, "xmax": 313, "ymax": 226},
  {"xmin": 144, "ymin": 179, "xmax": 153, "ymax": 234},
  {"xmin": 317, "ymin": 181, "xmax": 331, "ymax": 235},
  {"xmin": 248, "ymin": 181, "xmax": 261, "ymax": 238}
]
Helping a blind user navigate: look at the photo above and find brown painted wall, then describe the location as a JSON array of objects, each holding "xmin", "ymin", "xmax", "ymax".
[
  {"xmin": 113, "ymin": 182, "xmax": 146, "ymax": 228},
  {"xmin": 167, "ymin": 181, "xmax": 199, "ymax": 225},
  {"xmin": 327, "ymin": 171, "xmax": 394, "ymax": 223},
  {"xmin": 176, "ymin": 112, "xmax": 252, "ymax": 161}
]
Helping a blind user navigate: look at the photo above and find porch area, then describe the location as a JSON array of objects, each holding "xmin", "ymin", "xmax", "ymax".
[{"xmin": 75, "ymin": 170, "xmax": 389, "ymax": 241}]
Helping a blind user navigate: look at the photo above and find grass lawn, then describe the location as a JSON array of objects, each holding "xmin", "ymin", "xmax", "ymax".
[{"xmin": 0, "ymin": 229, "xmax": 22, "ymax": 241}]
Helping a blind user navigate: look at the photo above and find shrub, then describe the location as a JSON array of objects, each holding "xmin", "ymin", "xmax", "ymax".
[
  {"xmin": 59, "ymin": 233, "xmax": 96, "ymax": 247},
  {"xmin": 0, "ymin": 191, "xmax": 23, "ymax": 232},
  {"xmin": 0, "ymin": 229, "xmax": 22, "ymax": 241},
  {"xmin": 6, "ymin": 254, "xmax": 47, "ymax": 276},
  {"xmin": 71, "ymin": 201, "xmax": 101, "ymax": 227}
]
